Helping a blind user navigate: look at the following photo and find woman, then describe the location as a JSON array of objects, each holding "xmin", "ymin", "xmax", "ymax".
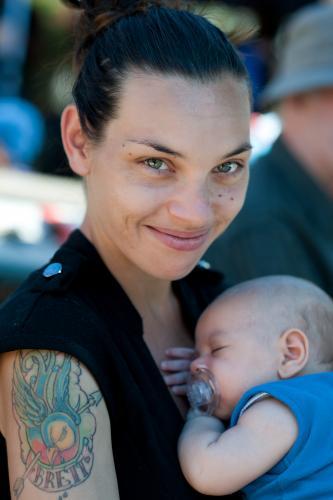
[{"xmin": 0, "ymin": 1, "xmax": 252, "ymax": 498}]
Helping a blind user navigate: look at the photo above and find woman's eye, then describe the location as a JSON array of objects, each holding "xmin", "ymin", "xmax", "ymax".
[
  {"xmin": 215, "ymin": 161, "xmax": 242, "ymax": 174},
  {"xmin": 144, "ymin": 158, "xmax": 168, "ymax": 171}
]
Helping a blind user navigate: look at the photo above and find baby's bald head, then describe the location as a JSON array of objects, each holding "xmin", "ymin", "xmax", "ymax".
[{"xmin": 211, "ymin": 276, "xmax": 333, "ymax": 372}]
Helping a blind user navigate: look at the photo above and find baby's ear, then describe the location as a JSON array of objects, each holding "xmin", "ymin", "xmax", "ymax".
[{"xmin": 278, "ymin": 329, "xmax": 309, "ymax": 379}]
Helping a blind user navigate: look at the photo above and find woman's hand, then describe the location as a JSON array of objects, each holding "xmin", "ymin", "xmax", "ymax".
[{"xmin": 161, "ymin": 347, "xmax": 196, "ymax": 396}]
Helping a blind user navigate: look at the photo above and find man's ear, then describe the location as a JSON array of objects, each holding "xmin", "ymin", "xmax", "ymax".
[
  {"xmin": 61, "ymin": 104, "xmax": 91, "ymax": 177},
  {"xmin": 278, "ymin": 328, "xmax": 309, "ymax": 379}
]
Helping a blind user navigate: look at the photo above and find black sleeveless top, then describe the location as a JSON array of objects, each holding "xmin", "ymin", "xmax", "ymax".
[{"xmin": 0, "ymin": 230, "xmax": 240, "ymax": 499}]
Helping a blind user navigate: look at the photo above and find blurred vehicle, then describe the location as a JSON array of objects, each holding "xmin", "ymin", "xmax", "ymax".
[{"xmin": 0, "ymin": 169, "xmax": 85, "ymax": 300}]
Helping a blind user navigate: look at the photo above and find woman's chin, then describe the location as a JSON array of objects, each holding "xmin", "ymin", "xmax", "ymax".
[{"xmin": 148, "ymin": 259, "xmax": 200, "ymax": 281}]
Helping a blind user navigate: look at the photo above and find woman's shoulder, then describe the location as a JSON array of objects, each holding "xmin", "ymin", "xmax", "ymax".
[
  {"xmin": 0, "ymin": 231, "xmax": 108, "ymax": 349},
  {"xmin": 0, "ymin": 266, "xmax": 101, "ymax": 351}
]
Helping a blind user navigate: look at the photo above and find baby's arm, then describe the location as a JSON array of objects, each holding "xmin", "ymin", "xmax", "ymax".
[{"xmin": 178, "ymin": 397, "xmax": 298, "ymax": 496}]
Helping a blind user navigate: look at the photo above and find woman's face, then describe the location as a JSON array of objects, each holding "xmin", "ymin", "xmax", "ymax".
[{"xmin": 81, "ymin": 71, "xmax": 251, "ymax": 279}]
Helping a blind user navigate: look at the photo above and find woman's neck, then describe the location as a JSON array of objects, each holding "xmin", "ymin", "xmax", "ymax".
[
  {"xmin": 80, "ymin": 219, "xmax": 174, "ymax": 321},
  {"xmin": 81, "ymin": 218, "xmax": 193, "ymax": 417}
]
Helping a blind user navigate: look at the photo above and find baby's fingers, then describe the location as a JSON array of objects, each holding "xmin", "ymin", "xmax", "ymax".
[
  {"xmin": 164, "ymin": 371, "xmax": 189, "ymax": 387},
  {"xmin": 169, "ymin": 384, "xmax": 187, "ymax": 396},
  {"xmin": 161, "ymin": 358, "xmax": 191, "ymax": 373},
  {"xmin": 161, "ymin": 347, "xmax": 196, "ymax": 397},
  {"xmin": 165, "ymin": 347, "xmax": 196, "ymax": 360},
  {"xmin": 163, "ymin": 371, "xmax": 188, "ymax": 396}
]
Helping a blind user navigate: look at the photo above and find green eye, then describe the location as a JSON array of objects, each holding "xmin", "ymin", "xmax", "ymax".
[
  {"xmin": 215, "ymin": 161, "xmax": 241, "ymax": 174},
  {"xmin": 145, "ymin": 158, "xmax": 168, "ymax": 170}
]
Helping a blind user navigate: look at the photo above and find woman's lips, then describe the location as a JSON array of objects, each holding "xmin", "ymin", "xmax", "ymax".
[{"xmin": 147, "ymin": 226, "xmax": 210, "ymax": 251}]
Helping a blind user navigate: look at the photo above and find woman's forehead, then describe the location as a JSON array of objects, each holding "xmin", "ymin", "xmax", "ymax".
[
  {"xmin": 103, "ymin": 71, "xmax": 251, "ymax": 157},
  {"xmin": 118, "ymin": 70, "xmax": 250, "ymax": 116}
]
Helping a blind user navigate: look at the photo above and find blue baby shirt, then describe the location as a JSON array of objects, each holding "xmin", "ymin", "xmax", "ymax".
[{"xmin": 230, "ymin": 373, "xmax": 333, "ymax": 499}]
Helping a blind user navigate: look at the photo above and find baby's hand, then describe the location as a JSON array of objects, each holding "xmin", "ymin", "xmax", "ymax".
[{"xmin": 161, "ymin": 347, "xmax": 196, "ymax": 396}]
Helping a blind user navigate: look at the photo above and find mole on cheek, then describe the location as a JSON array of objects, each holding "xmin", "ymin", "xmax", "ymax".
[
  {"xmin": 218, "ymin": 194, "xmax": 223, "ymax": 198},
  {"xmin": 230, "ymin": 197, "xmax": 234, "ymax": 201}
]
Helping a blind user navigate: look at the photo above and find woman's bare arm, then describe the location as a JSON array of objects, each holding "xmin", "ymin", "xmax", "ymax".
[
  {"xmin": 0, "ymin": 350, "xmax": 120, "ymax": 500},
  {"xmin": 178, "ymin": 398, "xmax": 298, "ymax": 496}
]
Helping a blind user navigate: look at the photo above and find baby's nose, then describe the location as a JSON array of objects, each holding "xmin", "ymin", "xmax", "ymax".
[{"xmin": 190, "ymin": 355, "xmax": 206, "ymax": 373}]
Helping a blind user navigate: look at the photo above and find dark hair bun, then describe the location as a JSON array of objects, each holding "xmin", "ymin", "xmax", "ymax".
[
  {"xmin": 62, "ymin": 1, "xmax": 162, "ymax": 49},
  {"xmin": 89, "ymin": 1, "xmax": 155, "ymax": 31},
  {"xmin": 62, "ymin": 1, "xmax": 184, "ymax": 21},
  {"xmin": 62, "ymin": 0, "xmax": 183, "ymax": 67},
  {"xmin": 62, "ymin": 0, "xmax": 85, "ymax": 8},
  {"xmin": 62, "ymin": 1, "xmax": 163, "ymax": 21}
]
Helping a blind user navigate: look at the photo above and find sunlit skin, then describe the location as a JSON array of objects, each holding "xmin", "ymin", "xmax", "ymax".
[
  {"xmin": 64, "ymin": 71, "xmax": 251, "ymax": 284},
  {"xmin": 192, "ymin": 293, "xmax": 281, "ymax": 419}
]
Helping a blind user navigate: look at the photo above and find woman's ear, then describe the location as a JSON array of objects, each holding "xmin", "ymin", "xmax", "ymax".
[
  {"xmin": 61, "ymin": 104, "xmax": 91, "ymax": 177},
  {"xmin": 278, "ymin": 328, "xmax": 309, "ymax": 379}
]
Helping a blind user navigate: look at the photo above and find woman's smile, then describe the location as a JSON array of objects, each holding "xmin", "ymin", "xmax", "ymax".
[{"xmin": 146, "ymin": 225, "xmax": 211, "ymax": 251}]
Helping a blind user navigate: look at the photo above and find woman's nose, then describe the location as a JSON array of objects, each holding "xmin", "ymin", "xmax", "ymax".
[{"xmin": 167, "ymin": 182, "xmax": 213, "ymax": 228}]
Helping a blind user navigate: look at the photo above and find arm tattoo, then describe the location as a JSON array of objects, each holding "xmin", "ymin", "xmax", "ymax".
[{"xmin": 11, "ymin": 351, "xmax": 102, "ymax": 499}]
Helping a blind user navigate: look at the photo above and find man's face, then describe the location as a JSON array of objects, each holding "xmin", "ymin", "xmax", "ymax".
[{"xmin": 298, "ymin": 87, "xmax": 333, "ymax": 183}]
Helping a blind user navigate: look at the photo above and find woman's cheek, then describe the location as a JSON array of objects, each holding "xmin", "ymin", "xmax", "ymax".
[
  {"xmin": 213, "ymin": 187, "xmax": 242, "ymax": 219},
  {"xmin": 226, "ymin": 177, "xmax": 249, "ymax": 214}
]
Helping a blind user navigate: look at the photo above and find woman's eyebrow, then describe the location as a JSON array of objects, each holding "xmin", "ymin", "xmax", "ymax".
[
  {"xmin": 223, "ymin": 142, "xmax": 253, "ymax": 158},
  {"xmin": 126, "ymin": 139, "xmax": 185, "ymax": 158},
  {"xmin": 126, "ymin": 139, "xmax": 252, "ymax": 160}
]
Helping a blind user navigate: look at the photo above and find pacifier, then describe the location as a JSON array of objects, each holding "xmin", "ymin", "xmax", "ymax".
[{"xmin": 186, "ymin": 368, "xmax": 220, "ymax": 416}]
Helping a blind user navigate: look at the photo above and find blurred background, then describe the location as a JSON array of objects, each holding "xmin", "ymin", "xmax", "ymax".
[{"xmin": 0, "ymin": 0, "xmax": 326, "ymax": 302}]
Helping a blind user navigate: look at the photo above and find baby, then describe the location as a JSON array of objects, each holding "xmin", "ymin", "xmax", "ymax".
[{"xmin": 164, "ymin": 275, "xmax": 333, "ymax": 498}]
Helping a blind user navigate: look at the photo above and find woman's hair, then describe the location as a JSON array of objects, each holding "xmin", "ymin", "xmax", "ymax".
[{"xmin": 62, "ymin": 0, "xmax": 250, "ymax": 141}]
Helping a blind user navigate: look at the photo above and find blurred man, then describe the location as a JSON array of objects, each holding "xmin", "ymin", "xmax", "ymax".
[{"xmin": 205, "ymin": 3, "xmax": 333, "ymax": 296}]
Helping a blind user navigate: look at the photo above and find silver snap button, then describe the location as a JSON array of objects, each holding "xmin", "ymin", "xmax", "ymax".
[
  {"xmin": 198, "ymin": 259, "xmax": 211, "ymax": 270},
  {"xmin": 43, "ymin": 262, "xmax": 63, "ymax": 278}
]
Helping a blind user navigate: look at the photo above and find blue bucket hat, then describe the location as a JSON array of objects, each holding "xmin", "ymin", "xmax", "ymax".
[{"xmin": 260, "ymin": 4, "xmax": 333, "ymax": 108}]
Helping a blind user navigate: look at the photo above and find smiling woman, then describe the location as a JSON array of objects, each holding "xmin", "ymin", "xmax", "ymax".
[
  {"xmin": 65, "ymin": 72, "xmax": 251, "ymax": 281},
  {"xmin": 0, "ymin": 1, "xmax": 251, "ymax": 499}
]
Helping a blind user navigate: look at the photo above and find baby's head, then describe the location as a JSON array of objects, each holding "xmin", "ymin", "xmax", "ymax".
[{"xmin": 192, "ymin": 275, "xmax": 333, "ymax": 418}]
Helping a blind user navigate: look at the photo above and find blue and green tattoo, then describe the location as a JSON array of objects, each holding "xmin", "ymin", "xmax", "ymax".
[{"xmin": 12, "ymin": 351, "xmax": 102, "ymax": 499}]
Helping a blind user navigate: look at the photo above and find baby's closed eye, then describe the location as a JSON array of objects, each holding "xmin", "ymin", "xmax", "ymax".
[{"xmin": 211, "ymin": 346, "xmax": 226, "ymax": 355}]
